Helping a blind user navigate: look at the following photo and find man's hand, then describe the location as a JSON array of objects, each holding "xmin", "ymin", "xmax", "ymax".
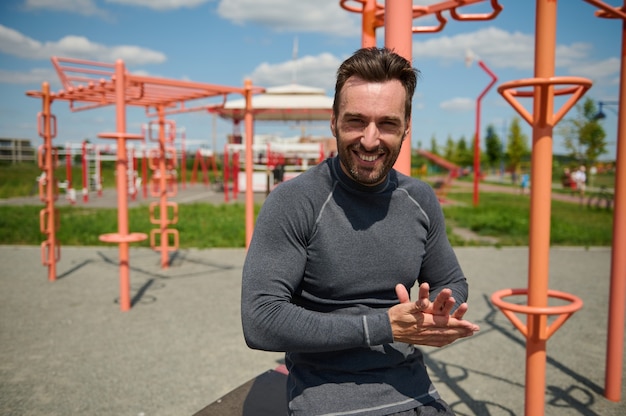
[{"xmin": 389, "ymin": 283, "xmax": 479, "ymax": 347}]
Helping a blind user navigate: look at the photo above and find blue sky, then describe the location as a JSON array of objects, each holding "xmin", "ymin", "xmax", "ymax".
[{"xmin": 0, "ymin": 0, "xmax": 621, "ymax": 159}]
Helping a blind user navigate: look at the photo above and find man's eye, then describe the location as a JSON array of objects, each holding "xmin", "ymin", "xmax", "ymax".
[{"xmin": 346, "ymin": 118, "xmax": 364, "ymax": 126}]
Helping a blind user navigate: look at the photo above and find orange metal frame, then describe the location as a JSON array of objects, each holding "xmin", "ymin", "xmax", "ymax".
[
  {"xmin": 581, "ymin": 0, "xmax": 626, "ymax": 403},
  {"xmin": 341, "ymin": 0, "xmax": 625, "ymax": 412},
  {"xmin": 489, "ymin": 1, "xmax": 625, "ymax": 415},
  {"xmin": 494, "ymin": 0, "xmax": 626, "ymax": 407},
  {"xmin": 34, "ymin": 83, "xmax": 60, "ymax": 282},
  {"xmin": 472, "ymin": 60, "xmax": 498, "ymax": 207},
  {"xmin": 26, "ymin": 57, "xmax": 261, "ymax": 310},
  {"xmin": 416, "ymin": 149, "xmax": 460, "ymax": 202},
  {"xmin": 339, "ymin": 0, "xmax": 502, "ymax": 175}
]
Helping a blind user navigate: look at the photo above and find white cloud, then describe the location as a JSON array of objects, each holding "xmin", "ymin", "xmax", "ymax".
[
  {"xmin": 571, "ymin": 57, "xmax": 620, "ymax": 81},
  {"xmin": 216, "ymin": 0, "xmax": 360, "ymax": 37},
  {"xmin": 25, "ymin": 0, "xmax": 209, "ymax": 14},
  {"xmin": 0, "ymin": 25, "xmax": 166, "ymax": 65},
  {"xmin": 0, "ymin": 67, "xmax": 58, "ymax": 85},
  {"xmin": 105, "ymin": 0, "xmax": 210, "ymax": 11},
  {"xmin": 440, "ymin": 97, "xmax": 474, "ymax": 111},
  {"xmin": 412, "ymin": 27, "xmax": 535, "ymax": 70},
  {"xmin": 412, "ymin": 26, "xmax": 600, "ymax": 75},
  {"xmin": 248, "ymin": 53, "xmax": 341, "ymax": 90},
  {"xmin": 24, "ymin": 0, "xmax": 111, "ymax": 18}
]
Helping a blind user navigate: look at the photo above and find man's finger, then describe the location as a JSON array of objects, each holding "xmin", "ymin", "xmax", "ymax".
[{"xmin": 395, "ymin": 284, "xmax": 411, "ymax": 304}]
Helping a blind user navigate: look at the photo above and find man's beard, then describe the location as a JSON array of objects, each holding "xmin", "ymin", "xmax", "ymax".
[{"xmin": 338, "ymin": 142, "xmax": 401, "ymax": 186}]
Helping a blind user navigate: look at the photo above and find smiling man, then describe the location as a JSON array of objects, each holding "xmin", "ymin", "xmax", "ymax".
[{"xmin": 241, "ymin": 47, "xmax": 479, "ymax": 416}]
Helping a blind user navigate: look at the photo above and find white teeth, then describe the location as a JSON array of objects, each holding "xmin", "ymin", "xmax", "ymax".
[{"xmin": 359, "ymin": 154, "xmax": 378, "ymax": 162}]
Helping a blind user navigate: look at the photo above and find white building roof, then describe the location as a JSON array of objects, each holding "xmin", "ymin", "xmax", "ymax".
[{"xmin": 215, "ymin": 83, "xmax": 333, "ymax": 122}]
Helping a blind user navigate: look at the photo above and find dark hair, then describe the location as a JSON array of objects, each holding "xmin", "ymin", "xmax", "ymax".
[{"xmin": 333, "ymin": 47, "xmax": 419, "ymax": 123}]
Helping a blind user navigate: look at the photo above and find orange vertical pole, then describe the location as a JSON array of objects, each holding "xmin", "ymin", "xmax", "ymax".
[
  {"xmin": 39, "ymin": 82, "xmax": 59, "ymax": 282},
  {"xmin": 81, "ymin": 140, "xmax": 89, "ymax": 202},
  {"xmin": 65, "ymin": 142, "xmax": 72, "ymax": 197},
  {"xmin": 223, "ymin": 144, "xmax": 230, "ymax": 203},
  {"xmin": 158, "ymin": 108, "xmax": 170, "ymax": 269},
  {"xmin": 362, "ymin": 0, "xmax": 377, "ymax": 47},
  {"xmin": 604, "ymin": 1, "xmax": 626, "ymax": 402},
  {"xmin": 181, "ymin": 130, "xmax": 187, "ymax": 190},
  {"xmin": 244, "ymin": 79, "xmax": 255, "ymax": 249},
  {"xmin": 525, "ymin": 1, "xmax": 557, "ymax": 414},
  {"xmin": 384, "ymin": 0, "xmax": 413, "ymax": 176},
  {"xmin": 141, "ymin": 141, "xmax": 148, "ymax": 199},
  {"xmin": 473, "ymin": 60, "xmax": 498, "ymax": 207},
  {"xmin": 233, "ymin": 150, "xmax": 240, "ymax": 199},
  {"xmin": 114, "ymin": 60, "xmax": 132, "ymax": 311}
]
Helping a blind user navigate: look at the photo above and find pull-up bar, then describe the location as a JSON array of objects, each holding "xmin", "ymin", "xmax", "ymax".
[{"xmin": 27, "ymin": 57, "xmax": 262, "ymax": 310}]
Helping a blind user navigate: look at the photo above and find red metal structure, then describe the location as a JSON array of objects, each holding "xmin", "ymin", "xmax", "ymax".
[
  {"xmin": 581, "ymin": 0, "xmax": 626, "ymax": 403},
  {"xmin": 26, "ymin": 57, "xmax": 260, "ymax": 310},
  {"xmin": 490, "ymin": 1, "xmax": 592, "ymax": 414},
  {"xmin": 339, "ymin": 0, "xmax": 502, "ymax": 176},
  {"xmin": 145, "ymin": 118, "xmax": 180, "ymax": 269},
  {"xmin": 416, "ymin": 149, "xmax": 460, "ymax": 202},
  {"xmin": 469, "ymin": 57, "xmax": 498, "ymax": 206},
  {"xmin": 34, "ymin": 83, "xmax": 60, "ymax": 282}
]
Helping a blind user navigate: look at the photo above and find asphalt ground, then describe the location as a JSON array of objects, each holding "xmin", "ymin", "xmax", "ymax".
[
  {"xmin": 1, "ymin": 182, "xmax": 624, "ymax": 415},
  {"xmin": 1, "ymin": 244, "xmax": 624, "ymax": 416}
]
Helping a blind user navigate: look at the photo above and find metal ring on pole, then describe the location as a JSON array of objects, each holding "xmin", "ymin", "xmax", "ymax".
[
  {"xmin": 491, "ymin": 288, "xmax": 583, "ymax": 340},
  {"xmin": 497, "ymin": 76, "xmax": 592, "ymax": 126}
]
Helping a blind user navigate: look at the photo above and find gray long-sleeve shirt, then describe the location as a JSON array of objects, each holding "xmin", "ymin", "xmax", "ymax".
[{"xmin": 241, "ymin": 156, "xmax": 469, "ymax": 416}]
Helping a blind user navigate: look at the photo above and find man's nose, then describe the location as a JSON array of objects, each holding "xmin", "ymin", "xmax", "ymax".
[{"xmin": 360, "ymin": 123, "xmax": 380, "ymax": 150}]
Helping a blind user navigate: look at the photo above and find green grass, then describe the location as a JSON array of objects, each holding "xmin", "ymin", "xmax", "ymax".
[
  {"xmin": 443, "ymin": 192, "xmax": 613, "ymax": 246},
  {"xmin": 0, "ymin": 162, "xmax": 614, "ymax": 248},
  {"xmin": 0, "ymin": 203, "xmax": 251, "ymax": 248}
]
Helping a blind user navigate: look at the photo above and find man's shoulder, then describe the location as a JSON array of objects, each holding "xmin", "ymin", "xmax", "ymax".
[
  {"xmin": 394, "ymin": 171, "xmax": 435, "ymax": 193},
  {"xmin": 268, "ymin": 160, "xmax": 334, "ymax": 199}
]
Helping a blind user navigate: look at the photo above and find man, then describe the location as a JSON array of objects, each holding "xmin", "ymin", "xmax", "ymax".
[{"xmin": 241, "ymin": 47, "xmax": 479, "ymax": 416}]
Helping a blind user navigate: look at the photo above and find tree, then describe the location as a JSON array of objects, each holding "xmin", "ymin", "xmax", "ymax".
[
  {"xmin": 557, "ymin": 97, "xmax": 607, "ymax": 167},
  {"xmin": 507, "ymin": 117, "xmax": 529, "ymax": 183},
  {"xmin": 456, "ymin": 135, "xmax": 473, "ymax": 167},
  {"xmin": 429, "ymin": 135, "xmax": 440, "ymax": 155},
  {"xmin": 443, "ymin": 135, "xmax": 455, "ymax": 162},
  {"xmin": 484, "ymin": 124, "xmax": 503, "ymax": 172}
]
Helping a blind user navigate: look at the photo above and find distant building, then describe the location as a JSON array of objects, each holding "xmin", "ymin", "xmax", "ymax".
[{"xmin": 0, "ymin": 138, "xmax": 36, "ymax": 163}]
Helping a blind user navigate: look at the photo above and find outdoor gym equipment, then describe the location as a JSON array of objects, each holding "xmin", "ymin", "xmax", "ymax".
[
  {"xmin": 223, "ymin": 140, "xmax": 324, "ymax": 200},
  {"xmin": 26, "ymin": 56, "xmax": 260, "ymax": 310},
  {"xmin": 416, "ymin": 149, "xmax": 460, "ymax": 203},
  {"xmin": 339, "ymin": 0, "xmax": 502, "ymax": 176},
  {"xmin": 465, "ymin": 50, "xmax": 498, "ymax": 207},
  {"xmin": 582, "ymin": 0, "xmax": 626, "ymax": 403},
  {"xmin": 342, "ymin": 0, "xmax": 625, "ymax": 412},
  {"xmin": 490, "ymin": 1, "xmax": 593, "ymax": 415},
  {"xmin": 32, "ymin": 83, "xmax": 60, "ymax": 282},
  {"xmin": 144, "ymin": 117, "xmax": 180, "ymax": 269}
]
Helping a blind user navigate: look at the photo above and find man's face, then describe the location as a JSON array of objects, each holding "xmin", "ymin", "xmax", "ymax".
[{"xmin": 331, "ymin": 76, "xmax": 408, "ymax": 186}]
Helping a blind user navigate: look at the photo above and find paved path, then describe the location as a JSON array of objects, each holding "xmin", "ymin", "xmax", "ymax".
[
  {"xmin": 0, "ymin": 176, "xmax": 603, "ymax": 209},
  {"xmin": 1, "ymin": 245, "xmax": 624, "ymax": 416}
]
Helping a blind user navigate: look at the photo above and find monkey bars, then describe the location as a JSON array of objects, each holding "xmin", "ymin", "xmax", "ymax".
[{"xmin": 27, "ymin": 57, "xmax": 261, "ymax": 310}]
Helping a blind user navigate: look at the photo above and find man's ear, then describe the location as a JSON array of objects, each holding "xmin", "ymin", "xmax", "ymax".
[
  {"xmin": 330, "ymin": 114, "xmax": 337, "ymax": 138},
  {"xmin": 403, "ymin": 120, "xmax": 411, "ymax": 141}
]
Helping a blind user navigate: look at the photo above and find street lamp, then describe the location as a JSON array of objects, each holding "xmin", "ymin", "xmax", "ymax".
[{"xmin": 594, "ymin": 100, "xmax": 619, "ymax": 120}]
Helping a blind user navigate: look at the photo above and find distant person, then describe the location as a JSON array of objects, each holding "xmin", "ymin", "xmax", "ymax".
[
  {"xmin": 572, "ymin": 165, "xmax": 587, "ymax": 201},
  {"xmin": 561, "ymin": 167, "xmax": 572, "ymax": 189},
  {"xmin": 241, "ymin": 47, "xmax": 479, "ymax": 416},
  {"xmin": 520, "ymin": 172, "xmax": 530, "ymax": 194}
]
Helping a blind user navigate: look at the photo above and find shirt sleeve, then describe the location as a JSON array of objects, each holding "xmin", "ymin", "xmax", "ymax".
[
  {"xmin": 417, "ymin": 185, "xmax": 469, "ymax": 308},
  {"xmin": 240, "ymin": 181, "xmax": 394, "ymax": 353}
]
